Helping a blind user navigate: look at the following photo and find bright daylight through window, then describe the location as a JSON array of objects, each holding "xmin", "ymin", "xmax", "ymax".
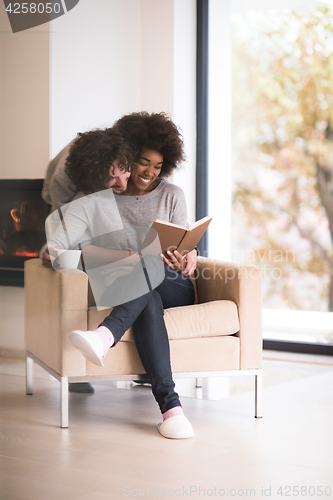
[{"xmin": 231, "ymin": 2, "xmax": 333, "ymax": 345}]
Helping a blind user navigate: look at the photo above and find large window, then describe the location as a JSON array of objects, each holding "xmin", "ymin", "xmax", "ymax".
[{"xmin": 230, "ymin": 2, "xmax": 333, "ymax": 346}]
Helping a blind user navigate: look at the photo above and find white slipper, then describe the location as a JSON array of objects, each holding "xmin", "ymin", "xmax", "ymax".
[
  {"xmin": 157, "ymin": 415, "xmax": 195, "ymax": 439},
  {"xmin": 67, "ymin": 330, "xmax": 104, "ymax": 367}
]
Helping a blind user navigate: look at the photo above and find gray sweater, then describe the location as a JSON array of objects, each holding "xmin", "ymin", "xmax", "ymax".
[
  {"xmin": 47, "ymin": 180, "xmax": 187, "ymax": 250},
  {"xmin": 46, "ymin": 181, "xmax": 187, "ymax": 289}
]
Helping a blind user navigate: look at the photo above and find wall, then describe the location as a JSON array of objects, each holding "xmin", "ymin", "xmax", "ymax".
[
  {"xmin": 140, "ymin": 0, "xmax": 196, "ymax": 223},
  {"xmin": 140, "ymin": 0, "xmax": 174, "ymax": 115},
  {"xmin": 0, "ymin": 0, "xmax": 196, "ymax": 354},
  {"xmin": 0, "ymin": 2, "xmax": 50, "ymax": 355},
  {"xmin": 50, "ymin": 0, "xmax": 142, "ymax": 157},
  {"xmin": 0, "ymin": 1, "xmax": 49, "ymax": 179},
  {"xmin": 172, "ymin": 0, "xmax": 197, "ymax": 224}
]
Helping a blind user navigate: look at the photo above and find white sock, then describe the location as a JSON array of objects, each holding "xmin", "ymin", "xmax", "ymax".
[{"xmin": 93, "ymin": 326, "xmax": 114, "ymax": 359}]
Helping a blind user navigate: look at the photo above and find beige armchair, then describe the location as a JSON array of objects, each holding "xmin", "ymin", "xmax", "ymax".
[{"xmin": 24, "ymin": 256, "xmax": 263, "ymax": 428}]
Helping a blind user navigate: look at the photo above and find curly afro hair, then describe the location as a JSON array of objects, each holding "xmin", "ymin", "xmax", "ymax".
[
  {"xmin": 112, "ymin": 112, "xmax": 186, "ymax": 178},
  {"xmin": 65, "ymin": 128, "xmax": 134, "ymax": 194}
]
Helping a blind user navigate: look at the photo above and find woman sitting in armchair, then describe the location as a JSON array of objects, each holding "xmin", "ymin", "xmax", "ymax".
[{"xmin": 46, "ymin": 112, "xmax": 197, "ymax": 439}]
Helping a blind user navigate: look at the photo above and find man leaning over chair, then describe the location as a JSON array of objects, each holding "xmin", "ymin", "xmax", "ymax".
[{"xmin": 40, "ymin": 127, "xmax": 133, "ymax": 393}]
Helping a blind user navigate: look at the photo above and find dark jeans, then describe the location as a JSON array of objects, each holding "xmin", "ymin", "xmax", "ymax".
[{"xmin": 99, "ymin": 262, "xmax": 195, "ymax": 413}]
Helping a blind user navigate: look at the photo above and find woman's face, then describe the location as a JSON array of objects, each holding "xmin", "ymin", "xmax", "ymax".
[{"xmin": 130, "ymin": 148, "xmax": 163, "ymax": 193}]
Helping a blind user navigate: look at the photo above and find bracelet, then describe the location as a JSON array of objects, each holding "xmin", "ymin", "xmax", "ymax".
[{"xmin": 194, "ymin": 246, "xmax": 199, "ymax": 255}]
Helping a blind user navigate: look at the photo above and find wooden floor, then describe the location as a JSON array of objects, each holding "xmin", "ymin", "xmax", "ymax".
[{"xmin": 0, "ymin": 352, "xmax": 333, "ymax": 500}]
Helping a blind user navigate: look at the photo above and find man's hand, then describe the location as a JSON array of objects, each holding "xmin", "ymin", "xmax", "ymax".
[{"xmin": 41, "ymin": 246, "xmax": 57, "ymax": 269}]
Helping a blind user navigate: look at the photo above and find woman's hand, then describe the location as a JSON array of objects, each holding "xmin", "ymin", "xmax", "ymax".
[
  {"xmin": 162, "ymin": 249, "xmax": 196, "ymax": 276},
  {"xmin": 162, "ymin": 250, "xmax": 183, "ymax": 273},
  {"xmin": 181, "ymin": 249, "xmax": 197, "ymax": 276}
]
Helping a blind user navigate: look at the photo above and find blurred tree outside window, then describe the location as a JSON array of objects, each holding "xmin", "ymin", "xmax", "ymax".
[
  {"xmin": 232, "ymin": 6, "xmax": 333, "ymax": 343},
  {"xmin": 232, "ymin": 5, "xmax": 333, "ymax": 342}
]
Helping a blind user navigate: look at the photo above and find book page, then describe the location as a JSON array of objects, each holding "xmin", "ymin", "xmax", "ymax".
[
  {"xmin": 140, "ymin": 217, "xmax": 212, "ymax": 256},
  {"xmin": 177, "ymin": 217, "xmax": 212, "ymax": 255},
  {"xmin": 141, "ymin": 221, "xmax": 186, "ymax": 255},
  {"xmin": 154, "ymin": 219, "xmax": 186, "ymax": 230}
]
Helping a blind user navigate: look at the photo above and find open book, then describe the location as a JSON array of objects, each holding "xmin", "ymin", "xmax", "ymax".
[{"xmin": 141, "ymin": 216, "xmax": 212, "ymax": 256}]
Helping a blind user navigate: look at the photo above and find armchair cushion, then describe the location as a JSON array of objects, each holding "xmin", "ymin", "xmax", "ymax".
[{"xmin": 88, "ymin": 300, "xmax": 240, "ymax": 341}]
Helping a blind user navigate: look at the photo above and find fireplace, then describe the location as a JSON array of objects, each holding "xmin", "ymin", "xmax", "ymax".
[{"xmin": 0, "ymin": 180, "xmax": 50, "ymax": 286}]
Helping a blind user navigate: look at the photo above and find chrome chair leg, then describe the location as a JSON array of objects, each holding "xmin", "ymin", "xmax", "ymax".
[
  {"xmin": 26, "ymin": 356, "xmax": 34, "ymax": 395},
  {"xmin": 255, "ymin": 371, "xmax": 263, "ymax": 418},
  {"xmin": 60, "ymin": 377, "xmax": 69, "ymax": 428}
]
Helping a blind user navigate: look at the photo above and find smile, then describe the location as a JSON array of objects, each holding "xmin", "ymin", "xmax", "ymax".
[{"xmin": 138, "ymin": 176, "xmax": 152, "ymax": 184}]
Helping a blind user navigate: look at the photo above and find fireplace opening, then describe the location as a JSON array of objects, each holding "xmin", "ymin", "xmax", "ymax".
[{"xmin": 0, "ymin": 180, "xmax": 50, "ymax": 286}]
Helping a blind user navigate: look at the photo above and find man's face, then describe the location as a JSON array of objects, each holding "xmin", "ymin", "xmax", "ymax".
[{"xmin": 105, "ymin": 159, "xmax": 131, "ymax": 194}]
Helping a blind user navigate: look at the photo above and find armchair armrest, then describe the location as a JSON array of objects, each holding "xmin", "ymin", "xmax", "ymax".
[
  {"xmin": 195, "ymin": 257, "xmax": 262, "ymax": 369},
  {"xmin": 24, "ymin": 259, "xmax": 89, "ymax": 376}
]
